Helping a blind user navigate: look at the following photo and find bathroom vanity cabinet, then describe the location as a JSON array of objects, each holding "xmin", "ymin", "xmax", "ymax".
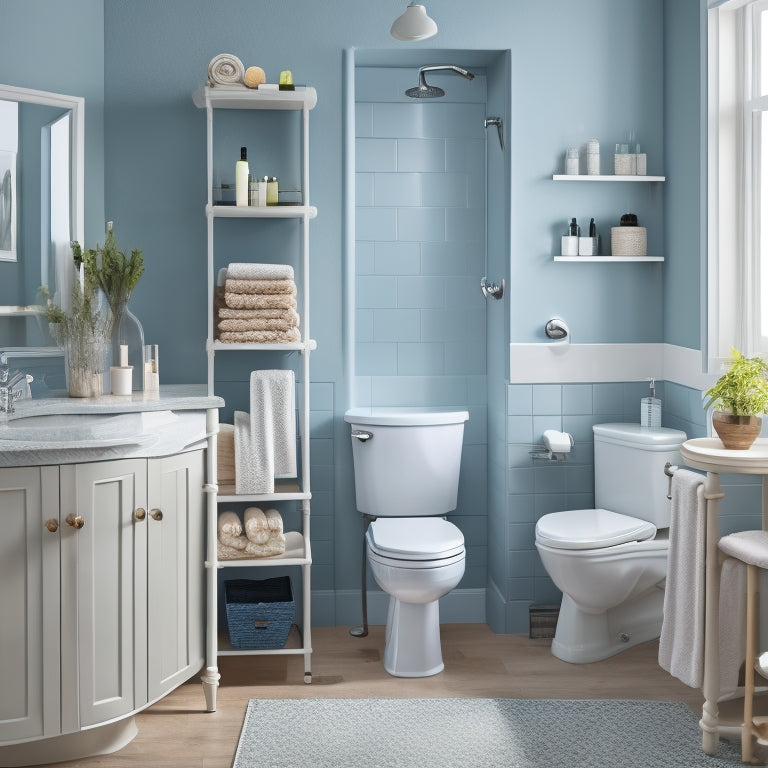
[
  {"xmin": 192, "ymin": 85, "xmax": 317, "ymax": 699},
  {"xmin": 0, "ymin": 450, "xmax": 204, "ymax": 758}
]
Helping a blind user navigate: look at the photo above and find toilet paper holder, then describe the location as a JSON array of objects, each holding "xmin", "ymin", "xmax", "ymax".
[{"xmin": 529, "ymin": 430, "xmax": 574, "ymax": 462}]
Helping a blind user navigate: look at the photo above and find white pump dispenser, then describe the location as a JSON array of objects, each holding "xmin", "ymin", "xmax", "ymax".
[{"xmin": 640, "ymin": 378, "xmax": 662, "ymax": 428}]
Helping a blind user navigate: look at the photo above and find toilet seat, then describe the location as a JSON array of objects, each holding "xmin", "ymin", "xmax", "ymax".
[
  {"xmin": 367, "ymin": 517, "xmax": 465, "ymax": 561},
  {"xmin": 535, "ymin": 508, "xmax": 656, "ymax": 551}
]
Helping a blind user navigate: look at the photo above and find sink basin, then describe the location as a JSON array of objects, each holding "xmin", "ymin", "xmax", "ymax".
[{"xmin": 0, "ymin": 412, "xmax": 147, "ymax": 446}]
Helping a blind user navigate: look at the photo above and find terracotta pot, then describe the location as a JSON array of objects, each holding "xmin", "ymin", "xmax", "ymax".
[{"xmin": 712, "ymin": 410, "xmax": 762, "ymax": 450}]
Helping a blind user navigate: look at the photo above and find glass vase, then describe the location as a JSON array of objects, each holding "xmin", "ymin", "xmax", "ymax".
[
  {"xmin": 64, "ymin": 328, "xmax": 110, "ymax": 398},
  {"xmin": 109, "ymin": 293, "xmax": 145, "ymax": 392}
]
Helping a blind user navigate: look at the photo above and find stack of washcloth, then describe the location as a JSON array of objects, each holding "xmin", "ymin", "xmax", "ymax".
[
  {"xmin": 216, "ymin": 508, "xmax": 286, "ymax": 560},
  {"xmin": 216, "ymin": 263, "xmax": 300, "ymax": 344}
]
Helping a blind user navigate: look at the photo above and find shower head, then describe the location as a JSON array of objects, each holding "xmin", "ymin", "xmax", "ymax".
[{"xmin": 405, "ymin": 65, "xmax": 475, "ymax": 99}]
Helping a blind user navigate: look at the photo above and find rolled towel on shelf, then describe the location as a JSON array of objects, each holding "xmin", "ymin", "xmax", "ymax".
[
  {"xmin": 207, "ymin": 53, "xmax": 245, "ymax": 87},
  {"xmin": 222, "ymin": 290, "xmax": 297, "ymax": 311},
  {"xmin": 226, "ymin": 263, "xmax": 294, "ymax": 281},
  {"xmin": 219, "ymin": 328, "xmax": 301, "ymax": 344},
  {"xmin": 244, "ymin": 506, "xmax": 271, "ymax": 545},
  {"xmin": 265, "ymin": 508, "xmax": 283, "ymax": 533},
  {"xmin": 225, "ymin": 278, "xmax": 297, "ymax": 296},
  {"xmin": 217, "ymin": 511, "xmax": 247, "ymax": 550}
]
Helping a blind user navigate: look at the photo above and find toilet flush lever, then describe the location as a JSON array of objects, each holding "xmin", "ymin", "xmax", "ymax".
[{"xmin": 351, "ymin": 430, "xmax": 373, "ymax": 442}]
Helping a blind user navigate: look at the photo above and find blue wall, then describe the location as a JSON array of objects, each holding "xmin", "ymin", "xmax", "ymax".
[{"xmin": 4, "ymin": 0, "xmax": 746, "ymax": 633}]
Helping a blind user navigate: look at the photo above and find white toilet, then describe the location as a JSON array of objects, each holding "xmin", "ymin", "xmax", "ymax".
[
  {"xmin": 534, "ymin": 423, "xmax": 686, "ymax": 664},
  {"xmin": 345, "ymin": 408, "xmax": 468, "ymax": 678}
]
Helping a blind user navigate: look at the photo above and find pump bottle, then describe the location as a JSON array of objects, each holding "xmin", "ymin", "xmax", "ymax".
[{"xmin": 236, "ymin": 147, "xmax": 249, "ymax": 207}]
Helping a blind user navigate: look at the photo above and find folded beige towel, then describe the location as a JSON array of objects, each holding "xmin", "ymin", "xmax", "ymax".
[
  {"xmin": 244, "ymin": 531, "xmax": 286, "ymax": 557},
  {"xmin": 218, "ymin": 307, "xmax": 300, "ymax": 323},
  {"xmin": 219, "ymin": 328, "xmax": 301, "ymax": 344},
  {"xmin": 217, "ymin": 423, "xmax": 235, "ymax": 484},
  {"xmin": 222, "ymin": 289, "xmax": 297, "ymax": 311},
  {"xmin": 227, "ymin": 263, "xmax": 294, "ymax": 281},
  {"xmin": 225, "ymin": 278, "xmax": 297, "ymax": 295},
  {"xmin": 218, "ymin": 317, "xmax": 298, "ymax": 333},
  {"xmin": 217, "ymin": 511, "xmax": 247, "ymax": 550},
  {"xmin": 218, "ymin": 540, "xmax": 251, "ymax": 560}
]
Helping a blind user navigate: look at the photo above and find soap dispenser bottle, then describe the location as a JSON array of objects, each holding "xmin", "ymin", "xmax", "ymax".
[
  {"xmin": 235, "ymin": 146, "xmax": 249, "ymax": 207},
  {"xmin": 640, "ymin": 378, "xmax": 662, "ymax": 428}
]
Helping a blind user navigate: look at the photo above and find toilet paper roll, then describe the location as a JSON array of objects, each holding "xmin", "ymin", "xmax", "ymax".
[{"xmin": 542, "ymin": 429, "xmax": 573, "ymax": 454}]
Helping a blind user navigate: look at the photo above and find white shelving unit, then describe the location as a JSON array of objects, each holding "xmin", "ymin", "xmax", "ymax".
[
  {"xmin": 552, "ymin": 170, "xmax": 666, "ymax": 261},
  {"xmin": 193, "ymin": 85, "xmax": 317, "ymax": 706}
]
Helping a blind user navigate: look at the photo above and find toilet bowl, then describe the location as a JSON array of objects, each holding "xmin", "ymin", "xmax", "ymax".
[
  {"xmin": 367, "ymin": 517, "xmax": 465, "ymax": 677},
  {"xmin": 534, "ymin": 424, "xmax": 686, "ymax": 664},
  {"xmin": 345, "ymin": 408, "xmax": 468, "ymax": 678}
]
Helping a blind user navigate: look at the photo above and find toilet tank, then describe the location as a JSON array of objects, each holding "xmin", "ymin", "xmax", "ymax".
[
  {"xmin": 344, "ymin": 409, "xmax": 468, "ymax": 517},
  {"xmin": 593, "ymin": 423, "xmax": 687, "ymax": 527}
]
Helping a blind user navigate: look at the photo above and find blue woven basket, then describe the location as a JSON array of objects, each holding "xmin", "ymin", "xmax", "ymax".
[{"xmin": 224, "ymin": 577, "xmax": 294, "ymax": 650}]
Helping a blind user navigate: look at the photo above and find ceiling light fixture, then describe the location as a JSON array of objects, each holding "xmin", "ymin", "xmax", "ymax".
[{"xmin": 390, "ymin": 3, "xmax": 438, "ymax": 41}]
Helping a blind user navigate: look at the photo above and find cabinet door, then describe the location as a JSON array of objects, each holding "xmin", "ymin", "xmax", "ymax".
[
  {"xmin": 0, "ymin": 466, "xmax": 59, "ymax": 743},
  {"xmin": 146, "ymin": 450, "xmax": 205, "ymax": 702},
  {"xmin": 60, "ymin": 459, "xmax": 147, "ymax": 731}
]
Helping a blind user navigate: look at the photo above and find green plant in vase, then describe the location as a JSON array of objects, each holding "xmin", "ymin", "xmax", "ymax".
[
  {"xmin": 703, "ymin": 348, "xmax": 768, "ymax": 449},
  {"xmin": 41, "ymin": 245, "xmax": 112, "ymax": 397}
]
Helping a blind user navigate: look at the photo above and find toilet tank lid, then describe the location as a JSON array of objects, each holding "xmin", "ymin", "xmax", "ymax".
[
  {"xmin": 593, "ymin": 422, "xmax": 686, "ymax": 447},
  {"xmin": 344, "ymin": 408, "xmax": 469, "ymax": 426}
]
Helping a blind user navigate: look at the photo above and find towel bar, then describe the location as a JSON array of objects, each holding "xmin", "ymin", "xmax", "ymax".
[{"xmin": 664, "ymin": 462, "xmax": 678, "ymax": 499}]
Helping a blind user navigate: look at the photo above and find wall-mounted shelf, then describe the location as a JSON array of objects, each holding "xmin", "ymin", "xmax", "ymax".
[
  {"xmin": 552, "ymin": 174, "xmax": 666, "ymax": 182},
  {"xmin": 554, "ymin": 255, "xmax": 664, "ymax": 262}
]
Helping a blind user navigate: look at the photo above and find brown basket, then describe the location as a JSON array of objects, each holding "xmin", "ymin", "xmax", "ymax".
[{"xmin": 610, "ymin": 226, "xmax": 647, "ymax": 257}]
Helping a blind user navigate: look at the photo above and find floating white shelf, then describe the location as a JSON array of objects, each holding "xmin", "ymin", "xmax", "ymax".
[
  {"xmin": 552, "ymin": 174, "xmax": 666, "ymax": 182},
  {"xmin": 207, "ymin": 204, "xmax": 317, "ymax": 219},
  {"xmin": 554, "ymin": 255, "xmax": 664, "ymax": 262}
]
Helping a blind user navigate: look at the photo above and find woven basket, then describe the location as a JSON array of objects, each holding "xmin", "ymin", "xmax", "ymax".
[
  {"xmin": 225, "ymin": 576, "xmax": 294, "ymax": 649},
  {"xmin": 610, "ymin": 226, "xmax": 647, "ymax": 257}
]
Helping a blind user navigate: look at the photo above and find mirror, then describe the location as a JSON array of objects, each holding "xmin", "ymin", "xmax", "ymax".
[{"xmin": 0, "ymin": 84, "xmax": 83, "ymax": 357}]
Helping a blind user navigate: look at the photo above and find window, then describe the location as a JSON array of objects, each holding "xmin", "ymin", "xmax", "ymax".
[{"xmin": 709, "ymin": 0, "xmax": 768, "ymax": 367}]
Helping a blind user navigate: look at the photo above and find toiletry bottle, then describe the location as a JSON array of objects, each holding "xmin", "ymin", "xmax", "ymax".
[
  {"xmin": 589, "ymin": 218, "xmax": 596, "ymax": 237},
  {"xmin": 569, "ymin": 217, "xmax": 579, "ymax": 236},
  {"xmin": 236, "ymin": 147, "xmax": 249, "ymax": 207},
  {"xmin": 640, "ymin": 378, "xmax": 662, "ymax": 428},
  {"xmin": 258, "ymin": 176, "xmax": 268, "ymax": 207},
  {"xmin": 267, "ymin": 176, "xmax": 279, "ymax": 206}
]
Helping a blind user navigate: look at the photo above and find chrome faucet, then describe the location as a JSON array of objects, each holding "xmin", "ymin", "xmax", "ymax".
[{"xmin": 0, "ymin": 353, "xmax": 33, "ymax": 414}]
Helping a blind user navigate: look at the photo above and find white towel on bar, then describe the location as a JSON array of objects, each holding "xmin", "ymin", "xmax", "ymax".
[
  {"xmin": 234, "ymin": 369, "xmax": 296, "ymax": 494},
  {"xmin": 227, "ymin": 262, "xmax": 294, "ymax": 281},
  {"xmin": 658, "ymin": 468, "xmax": 706, "ymax": 688}
]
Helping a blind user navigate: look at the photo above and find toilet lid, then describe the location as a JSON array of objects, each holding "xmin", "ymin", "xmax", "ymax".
[
  {"xmin": 367, "ymin": 518, "xmax": 465, "ymax": 561},
  {"xmin": 535, "ymin": 508, "xmax": 656, "ymax": 551}
]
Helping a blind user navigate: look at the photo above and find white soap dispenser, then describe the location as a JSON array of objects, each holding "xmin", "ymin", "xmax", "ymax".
[
  {"xmin": 235, "ymin": 146, "xmax": 249, "ymax": 207},
  {"xmin": 641, "ymin": 378, "xmax": 662, "ymax": 428}
]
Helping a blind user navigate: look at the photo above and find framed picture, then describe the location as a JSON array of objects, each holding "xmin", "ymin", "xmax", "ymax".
[{"xmin": 0, "ymin": 149, "xmax": 16, "ymax": 262}]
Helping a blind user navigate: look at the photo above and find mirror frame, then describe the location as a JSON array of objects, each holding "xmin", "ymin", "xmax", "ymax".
[{"xmin": 0, "ymin": 83, "xmax": 84, "ymax": 357}]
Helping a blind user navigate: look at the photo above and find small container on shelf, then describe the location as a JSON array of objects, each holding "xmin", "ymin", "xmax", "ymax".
[
  {"xmin": 578, "ymin": 236, "xmax": 599, "ymax": 256},
  {"xmin": 561, "ymin": 236, "xmax": 579, "ymax": 256},
  {"xmin": 565, "ymin": 147, "xmax": 579, "ymax": 175},
  {"xmin": 611, "ymin": 226, "xmax": 647, "ymax": 256},
  {"xmin": 224, "ymin": 576, "xmax": 294, "ymax": 650}
]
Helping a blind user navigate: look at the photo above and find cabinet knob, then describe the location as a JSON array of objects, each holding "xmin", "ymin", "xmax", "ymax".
[
  {"xmin": 134, "ymin": 507, "xmax": 146, "ymax": 521},
  {"xmin": 44, "ymin": 518, "xmax": 59, "ymax": 533},
  {"xmin": 150, "ymin": 508, "xmax": 163, "ymax": 521},
  {"xmin": 65, "ymin": 514, "xmax": 85, "ymax": 530}
]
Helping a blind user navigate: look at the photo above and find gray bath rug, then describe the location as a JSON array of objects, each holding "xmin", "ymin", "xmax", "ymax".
[{"xmin": 232, "ymin": 697, "xmax": 745, "ymax": 767}]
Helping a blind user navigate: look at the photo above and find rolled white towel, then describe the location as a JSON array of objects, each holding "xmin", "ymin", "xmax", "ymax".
[
  {"xmin": 218, "ymin": 510, "xmax": 241, "ymax": 537},
  {"xmin": 227, "ymin": 263, "xmax": 294, "ymax": 281},
  {"xmin": 265, "ymin": 508, "xmax": 283, "ymax": 533},
  {"xmin": 244, "ymin": 507, "xmax": 270, "ymax": 545},
  {"xmin": 207, "ymin": 53, "xmax": 245, "ymax": 87}
]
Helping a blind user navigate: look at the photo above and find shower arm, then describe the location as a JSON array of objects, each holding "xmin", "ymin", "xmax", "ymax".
[{"xmin": 418, "ymin": 65, "xmax": 475, "ymax": 82}]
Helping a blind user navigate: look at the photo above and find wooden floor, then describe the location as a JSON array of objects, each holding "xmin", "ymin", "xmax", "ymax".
[{"xmin": 40, "ymin": 624, "xmax": 703, "ymax": 768}]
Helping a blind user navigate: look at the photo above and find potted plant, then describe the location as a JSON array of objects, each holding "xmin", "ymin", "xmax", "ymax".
[
  {"xmin": 41, "ymin": 244, "xmax": 112, "ymax": 397},
  {"xmin": 703, "ymin": 348, "xmax": 768, "ymax": 449}
]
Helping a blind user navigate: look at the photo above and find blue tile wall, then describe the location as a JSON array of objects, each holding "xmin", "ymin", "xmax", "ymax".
[{"xmin": 353, "ymin": 68, "xmax": 489, "ymax": 589}]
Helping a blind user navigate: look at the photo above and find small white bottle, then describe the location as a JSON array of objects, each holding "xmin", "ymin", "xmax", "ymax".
[
  {"xmin": 640, "ymin": 378, "xmax": 662, "ymax": 428},
  {"xmin": 235, "ymin": 147, "xmax": 249, "ymax": 207}
]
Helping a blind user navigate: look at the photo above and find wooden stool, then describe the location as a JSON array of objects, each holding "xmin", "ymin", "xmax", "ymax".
[{"xmin": 719, "ymin": 530, "xmax": 768, "ymax": 763}]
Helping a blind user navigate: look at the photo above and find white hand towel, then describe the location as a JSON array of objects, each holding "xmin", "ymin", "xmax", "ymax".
[
  {"xmin": 227, "ymin": 263, "xmax": 294, "ymax": 281},
  {"xmin": 207, "ymin": 53, "xmax": 245, "ymax": 87},
  {"xmin": 234, "ymin": 369, "xmax": 296, "ymax": 494},
  {"xmin": 658, "ymin": 468, "xmax": 706, "ymax": 688}
]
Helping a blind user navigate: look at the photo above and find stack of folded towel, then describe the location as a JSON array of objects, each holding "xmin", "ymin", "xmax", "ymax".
[
  {"xmin": 216, "ymin": 263, "xmax": 300, "ymax": 343},
  {"xmin": 216, "ymin": 508, "xmax": 286, "ymax": 560}
]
